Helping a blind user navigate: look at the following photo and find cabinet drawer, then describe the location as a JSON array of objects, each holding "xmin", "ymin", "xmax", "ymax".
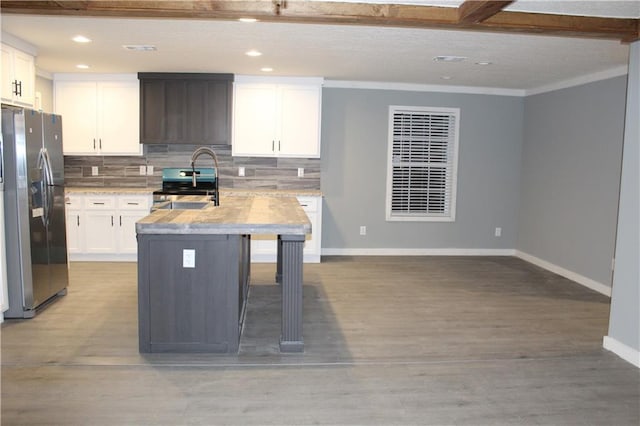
[
  {"xmin": 117, "ymin": 195, "xmax": 150, "ymax": 210},
  {"xmin": 297, "ymin": 196, "xmax": 319, "ymax": 213},
  {"xmin": 65, "ymin": 194, "xmax": 82, "ymax": 208},
  {"xmin": 84, "ymin": 196, "xmax": 115, "ymax": 209}
]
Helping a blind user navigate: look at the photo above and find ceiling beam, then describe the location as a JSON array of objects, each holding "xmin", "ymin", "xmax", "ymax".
[
  {"xmin": 457, "ymin": 0, "xmax": 514, "ymax": 24},
  {"xmin": 1, "ymin": 1, "xmax": 638, "ymax": 42}
]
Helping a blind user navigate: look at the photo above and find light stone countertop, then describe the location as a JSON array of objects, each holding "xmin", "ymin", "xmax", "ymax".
[
  {"xmin": 66, "ymin": 187, "xmax": 322, "ymax": 197},
  {"xmin": 136, "ymin": 196, "xmax": 311, "ymax": 235}
]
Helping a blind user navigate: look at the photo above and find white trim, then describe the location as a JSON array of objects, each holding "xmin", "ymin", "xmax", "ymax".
[
  {"xmin": 525, "ymin": 65, "xmax": 629, "ymax": 96},
  {"xmin": 1, "ymin": 32, "xmax": 37, "ymax": 56},
  {"xmin": 36, "ymin": 67, "xmax": 53, "ymax": 80},
  {"xmin": 69, "ymin": 253, "xmax": 137, "ymax": 262},
  {"xmin": 53, "ymin": 73, "xmax": 138, "ymax": 82},
  {"xmin": 324, "ymin": 65, "xmax": 628, "ymax": 98},
  {"xmin": 324, "ymin": 80, "xmax": 526, "ymax": 97},
  {"xmin": 515, "ymin": 250, "xmax": 612, "ymax": 296},
  {"xmin": 603, "ymin": 336, "xmax": 640, "ymax": 368},
  {"xmin": 235, "ymin": 75, "xmax": 324, "ymax": 85},
  {"xmin": 321, "ymin": 248, "xmax": 515, "ymax": 256}
]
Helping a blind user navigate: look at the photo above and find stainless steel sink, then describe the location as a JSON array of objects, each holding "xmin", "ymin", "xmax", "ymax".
[{"xmin": 157, "ymin": 201, "xmax": 210, "ymax": 210}]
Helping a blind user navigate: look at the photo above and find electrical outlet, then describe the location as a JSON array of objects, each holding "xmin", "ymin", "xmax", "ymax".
[
  {"xmin": 238, "ymin": 167, "xmax": 245, "ymax": 177},
  {"xmin": 146, "ymin": 165, "xmax": 154, "ymax": 175},
  {"xmin": 360, "ymin": 226, "xmax": 367, "ymax": 236},
  {"xmin": 495, "ymin": 227, "xmax": 502, "ymax": 237},
  {"xmin": 139, "ymin": 165, "xmax": 146, "ymax": 175},
  {"xmin": 298, "ymin": 167, "xmax": 304, "ymax": 177},
  {"xmin": 91, "ymin": 166, "xmax": 99, "ymax": 176},
  {"xmin": 183, "ymin": 249, "xmax": 195, "ymax": 268}
]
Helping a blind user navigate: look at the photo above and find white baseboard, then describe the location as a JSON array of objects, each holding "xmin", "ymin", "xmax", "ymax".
[
  {"xmin": 250, "ymin": 253, "xmax": 321, "ymax": 264},
  {"xmin": 69, "ymin": 253, "xmax": 138, "ymax": 262},
  {"xmin": 603, "ymin": 336, "xmax": 640, "ymax": 368},
  {"xmin": 321, "ymin": 248, "xmax": 515, "ymax": 256},
  {"xmin": 515, "ymin": 250, "xmax": 611, "ymax": 297}
]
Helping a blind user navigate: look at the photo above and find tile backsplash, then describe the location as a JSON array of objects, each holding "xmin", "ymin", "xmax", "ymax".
[{"xmin": 64, "ymin": 144, "xmax": 321, "ymax": 190}]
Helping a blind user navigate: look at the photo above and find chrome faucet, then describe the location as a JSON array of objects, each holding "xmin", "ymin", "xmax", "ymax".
[{"xmin": 190, "ymin": 146, "xmax": 220, "ymax": 206}]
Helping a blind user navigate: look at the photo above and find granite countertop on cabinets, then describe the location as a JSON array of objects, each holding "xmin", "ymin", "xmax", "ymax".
[
  {"xmin": 65, "ymin": 187, "xmax": 322, "ymax": 197},
  {"xmin": 137, "ymin": 196, "xmax": 311, "ymax": 236},
  {"xmin": 65, "ymin": 187, "xmax": 155, "ymax": 195}
]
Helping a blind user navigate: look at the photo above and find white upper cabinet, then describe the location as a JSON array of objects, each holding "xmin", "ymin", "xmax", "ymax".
[
  {"xmin": 1, "ymin": 43, "xmax": 35, "ymax": 107},
  {"xmin": 232, "ymin": 76, "xmax": 323, "ymax": 158},
  {"xmin": 54, "ymin": 75, "xmax": 141, "ymax": 155}
]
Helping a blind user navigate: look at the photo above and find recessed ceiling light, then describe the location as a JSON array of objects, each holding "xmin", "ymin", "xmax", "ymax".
[
  {"xmin": 440, "ymin": 75, "xmax": 452, "ymax": 80},
  {"xmin": 433, "ymin": 56, "xmax": 467, "ymax": 63},
  {"xmin": 76, "ymin": 64, "xmax": 90, "ymax": 69},
  {"xmin": 246, "ymin": 50, "xmax": 262, "ymax": 57},
  {"xmin": 72, "ymin": 35, "xmax": 91, "ymax": 43},
  {"xmin": 239, "ymin": 18, "xmax": 258, "ymax": 23},
  {"xmin": 261, "ymin": 67, "xmax": 274, "ymax": 72},
  {"xmin": 475, "ymin": 61, "xmax": 493, "ymax": 66}
]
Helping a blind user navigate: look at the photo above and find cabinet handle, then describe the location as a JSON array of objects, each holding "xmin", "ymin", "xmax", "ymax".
[
  {"xmin": 11, "ymin": 80, "xmax": 18, "ymax": 96},
  {"xmin": 99, "ymin": 139, "xmax": 102, "ymax": 149},
  {"xmin": 77, "ymin": 216, "xmax": 80, "ymax": 226},
  {"xmin": 278, "ymin": 140, "xmax": 281, "ymax": 151},
  {"xmin": 127, "ymin": 202, "xmax": 139, "ymax": 205},
  {"xmin": 272, "ymin": 140, "xmax": 275, "ymax": 152},
  {"xmin": 93, "ymin": 139, "xmax": 96, "ymax": 149},
  {"xmin": 16, "ymin": 80, "xmax": 22, "ymax": 97},
  {"xmin": 119, "ymin": 216, "xmax": 122, "ymax": 226},
  {"xmin": 111, "ymin": 216, "xmax": 114, "ymax": 226},
  {"xmin": 92, "ymin": 202, "xmax": 105, "ymax": 205}
]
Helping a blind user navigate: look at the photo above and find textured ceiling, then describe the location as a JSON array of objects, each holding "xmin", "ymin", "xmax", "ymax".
[{"xmin": 1, "ymin": 1, "xmax": 635, "ymax": 92}]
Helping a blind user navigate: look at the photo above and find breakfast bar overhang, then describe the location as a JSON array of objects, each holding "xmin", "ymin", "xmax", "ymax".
[{"xmin": 135, "ymin": 196, "xmax": 311, "ymax": 354}]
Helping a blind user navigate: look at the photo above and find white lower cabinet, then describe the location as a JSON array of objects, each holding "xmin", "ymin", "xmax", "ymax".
[
  {"xmin": 251, "ymin": 196, "xmax": 322, "ymax": 263},
  {"xmin": 65, "ymin": 193, "xmax": 151, "ymax": 261}
]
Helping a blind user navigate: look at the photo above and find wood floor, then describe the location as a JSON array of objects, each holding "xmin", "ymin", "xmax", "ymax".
[{"xmin": 2, "ymin": 256, "xmax": 638, "ymax": 425}]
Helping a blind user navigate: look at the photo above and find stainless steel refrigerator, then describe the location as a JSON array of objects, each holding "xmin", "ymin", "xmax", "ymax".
[{"xmin": 2, "ymin": 106, "xmax": 69, "ymax": 318}]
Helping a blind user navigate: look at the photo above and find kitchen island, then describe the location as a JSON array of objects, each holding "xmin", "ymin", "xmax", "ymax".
[{"xmin": 136, "ymin": 196, "xmax": 311, "ymax": 354}]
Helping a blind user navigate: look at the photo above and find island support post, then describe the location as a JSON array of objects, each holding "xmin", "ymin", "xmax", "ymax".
[{"xmin": 278, "ymin": 234, "xmax": 305, "ymax": 352}]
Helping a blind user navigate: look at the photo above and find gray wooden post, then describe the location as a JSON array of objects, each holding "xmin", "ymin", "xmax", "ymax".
[{"xmin": 278, "ymin": 234, "xmax": 305, "ymax": 352}]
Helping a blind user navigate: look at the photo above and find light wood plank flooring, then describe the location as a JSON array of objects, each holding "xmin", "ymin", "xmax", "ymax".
[{"xmin": 2, "ymin": 256, "xmax": 638, "ymax": 425}]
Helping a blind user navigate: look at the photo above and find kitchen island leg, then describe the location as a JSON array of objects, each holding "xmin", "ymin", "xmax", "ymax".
[{"xmin": 278, "ymin": 234, "xmax": 305, "ymax": 353}]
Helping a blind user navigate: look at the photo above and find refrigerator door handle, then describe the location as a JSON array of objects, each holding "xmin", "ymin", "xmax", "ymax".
[
  {"xmin": 38, "ymin": 148, "xmax": 55, "ymax": 226},
  {"xmin": 44, "ymin": 149, "xmax": 55, "ymax": 227}
]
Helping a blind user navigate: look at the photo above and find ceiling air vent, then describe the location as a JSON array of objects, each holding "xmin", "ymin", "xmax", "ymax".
[
  {"xmin": 123, "ymin": 44, "xmax": 157, "ymax": 51},
  {"xmin": 433, "ymin": 55, "xmax": 467, "ymax": 63}
]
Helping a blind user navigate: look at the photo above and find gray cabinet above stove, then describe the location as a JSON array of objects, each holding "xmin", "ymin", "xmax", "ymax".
[{"xmin": 139, "ymin": 73, "xmax": 233, "ymax": 146}]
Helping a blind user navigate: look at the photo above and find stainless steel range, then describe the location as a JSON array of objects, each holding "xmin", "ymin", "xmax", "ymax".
[{"xmin": 153, "ymin": 167, "xmax": 218, "ymax": 204}]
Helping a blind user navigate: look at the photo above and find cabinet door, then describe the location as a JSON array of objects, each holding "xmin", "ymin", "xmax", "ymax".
[
  {"xmin": 117, "ymin": 211, "xmax": 144, "ymax": 254},
  {"xmin": 98, "ymin": 81, "xmax": 141, "ymax": 154},
  {"xmin": 140, "ymin": 79, "xmax": 186, "ymax": 144},
  {"xmin": 140, "ymin": 79, "xmax": 166, "ymax": 143},
  {"xmin": 278, "ymin": 85, "xmax": 321, "ymax": 157},
  {"xmin": 65, "ymin": 209, "xmax": 83, "ymax": 254},
  {"xmin": 12, "ymin": 49, "xmax": 35, "ymax": 107},
  {"xmin": 1, "ymin": 45, "xmax": 14, "ymax": 104},
  {"xmin": 84, "ymin": 211, "xmax": 117, "ymax": 253},
  {"xmin": 232, "ymin": 84, "xmax": 278, "ymax": 156},
  {"xmin": 55, "ymin": 81, "xmax": 98, "ymax": 154},
  {"xmin": 185, "ymin": 80, "xmax": 232, "ymax": 145},
  {"xmin": 116, "ymin": 195, "xmax": 150, "ymax": 254}
]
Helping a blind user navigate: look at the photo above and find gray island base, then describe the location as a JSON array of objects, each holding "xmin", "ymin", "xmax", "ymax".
[{"xmin": 136, "ymin": 196, "xmax": 311, "ymax": 354}]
